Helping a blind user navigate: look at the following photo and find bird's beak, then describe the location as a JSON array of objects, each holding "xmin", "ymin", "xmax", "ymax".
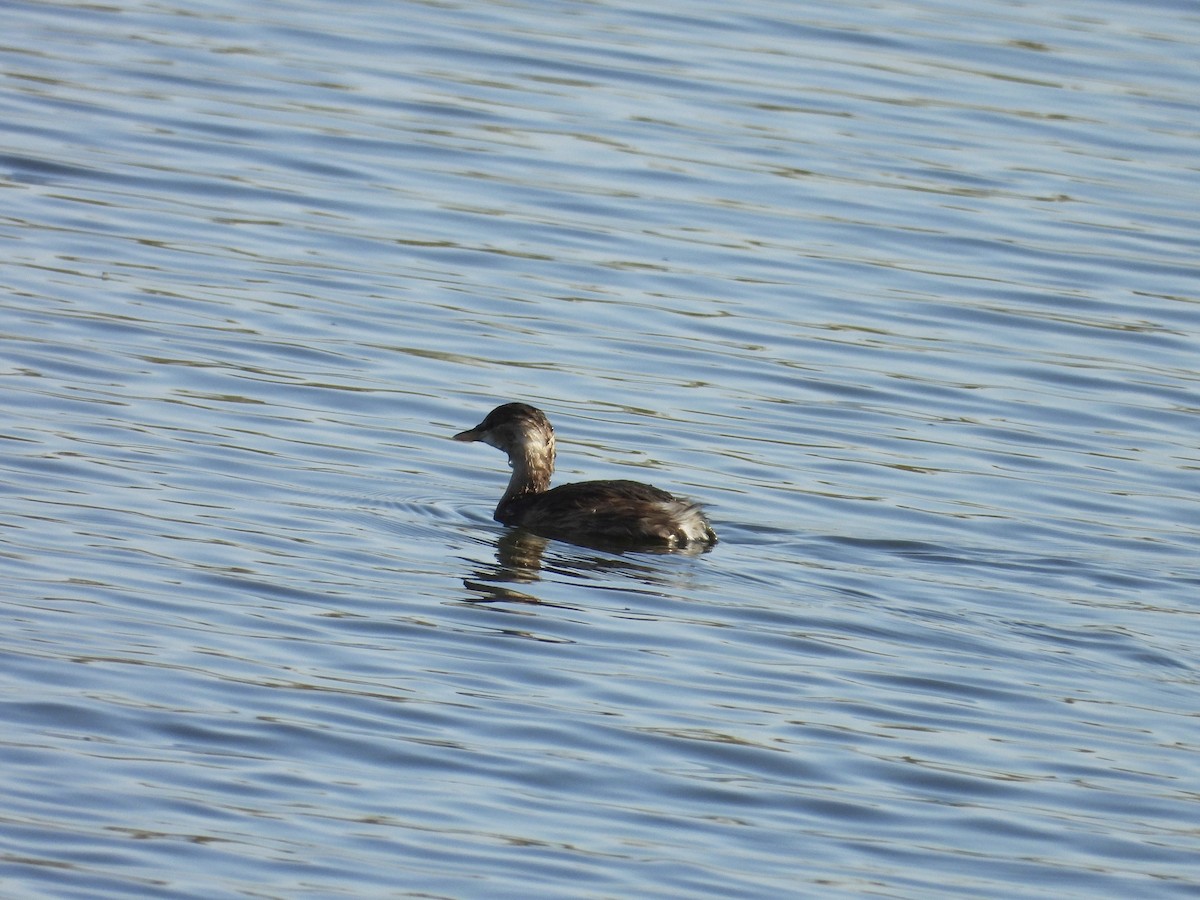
[{"xmin": 453, "ymin": 425, "xmax": 483, "ymax": 442}]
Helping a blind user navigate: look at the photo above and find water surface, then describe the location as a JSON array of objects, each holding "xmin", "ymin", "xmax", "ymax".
[{"xmin": 2, "ymin": 0, "xmax": 1198, "ymax": 897}]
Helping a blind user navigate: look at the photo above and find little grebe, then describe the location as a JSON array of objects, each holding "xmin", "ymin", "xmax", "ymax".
[{"xmin": 454, "ymin": 402, "xmax": 716, "ymax": 549}]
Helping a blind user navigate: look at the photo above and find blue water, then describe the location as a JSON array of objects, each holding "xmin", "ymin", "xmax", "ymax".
[{"xmin": 2, "ymin": 0, "xmax": 1198, "ymax": 897}]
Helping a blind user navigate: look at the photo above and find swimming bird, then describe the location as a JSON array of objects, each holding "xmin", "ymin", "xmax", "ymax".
[{"xmin": 454, "ymin": 402, "xmax": 716, "ymax": 550}]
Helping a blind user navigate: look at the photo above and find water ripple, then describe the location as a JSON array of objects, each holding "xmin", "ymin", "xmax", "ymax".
[{"xmin": 3, "ymin": 0, "xmax": 1199, "ymax": 897}]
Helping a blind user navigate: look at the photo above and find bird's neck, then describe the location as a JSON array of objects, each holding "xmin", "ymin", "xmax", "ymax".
[{"xmin": 501, "ymin": 430, "xmax": 555, "ymax": 504}]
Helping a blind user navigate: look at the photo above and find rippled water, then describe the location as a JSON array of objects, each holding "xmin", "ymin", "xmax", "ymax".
[{"xmin": 3, "ymin": 0, "xmax": 1198, "ymax": 897}]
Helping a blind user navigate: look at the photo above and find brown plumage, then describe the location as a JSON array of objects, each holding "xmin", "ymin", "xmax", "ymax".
[{"xmin": 453, "ymin": 402, "xmax": 716, "ymax": 550}]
